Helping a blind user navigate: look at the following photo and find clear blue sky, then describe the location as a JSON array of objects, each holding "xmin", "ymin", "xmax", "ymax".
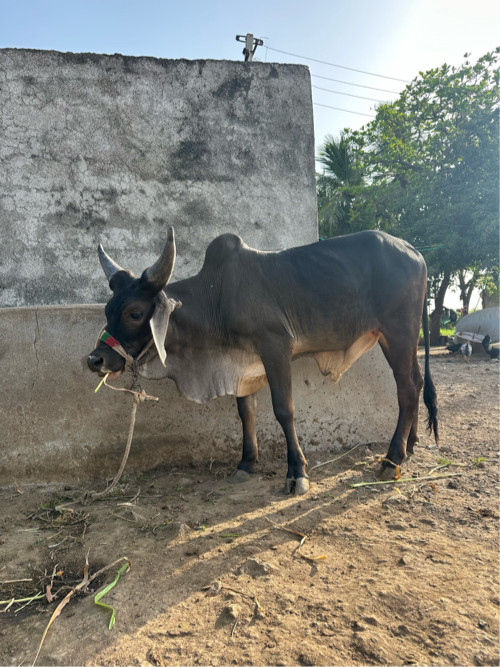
[{"xmin": 2, "ymin": 0, "xmax": 499, "ymax": 156}]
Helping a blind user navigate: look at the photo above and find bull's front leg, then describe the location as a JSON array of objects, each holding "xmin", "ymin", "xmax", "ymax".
[
  {"xmin": 231, "ymin": 393, "xmax": 259, "ymax": 483},
  {"xmin": 259, "ymin": 338, "xmax": 309, "ymax": 495}
]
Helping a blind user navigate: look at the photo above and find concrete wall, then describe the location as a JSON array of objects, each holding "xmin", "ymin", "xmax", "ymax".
[
  {"xmin": 0, "ymin": 49, "xmax": 399, "ymax": 485},
  {"xmin": 0, "ymin": 49, "xmax": 317, "ymax": 307},
  {"xmin": 0, "ymin": 305, "xmax": 397, "ymax": 485}
]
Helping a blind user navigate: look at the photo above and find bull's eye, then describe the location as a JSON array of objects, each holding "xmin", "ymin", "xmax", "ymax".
[{"xmin": 128, "ymin": 311, "xmax": 143, "ymax": 322}]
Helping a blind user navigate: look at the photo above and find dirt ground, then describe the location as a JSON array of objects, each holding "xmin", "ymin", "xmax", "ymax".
[{"xmin": 1, "ymin": 348, "xmax": 499, "ymax": 667}]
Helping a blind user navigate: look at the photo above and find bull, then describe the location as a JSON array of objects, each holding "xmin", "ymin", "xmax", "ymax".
[{"xmin": 87, "ymin": 228, "xmax": 438, "ymax": 494}]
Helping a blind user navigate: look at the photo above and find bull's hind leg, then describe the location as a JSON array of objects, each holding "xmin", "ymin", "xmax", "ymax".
[
  {"xmin": 378, "ymin": 335, "xmax": 423, "ymax": 478},
  {"xmin": 232, "ymin": 393, "xmax": 259, "ymax": 483}
]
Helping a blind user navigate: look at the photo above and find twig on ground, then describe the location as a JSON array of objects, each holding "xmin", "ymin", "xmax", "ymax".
[
  {"xmin": 265, "ymin": 517, "xmax": 306, "ymax": 539},
  {"xmin": 309, "ymin": 442, "xmax": 366, "ymax": 472},
  {"xmin": 266, "ymin": 519, "xmax": 325, "ymax": 562},
  {"xmin": 299, "ymin": 553, "xmax": 327, "ymax": 563},
  {"xmin": 31, "ymin": 553, "xmax": 131, "ymax": 667},
  {"xmin": 350, "ymin": 472, "xmax": 464, "ymax": 488},
  {"xmin": 428, "ymin": 462, "xmax": 468, "ymax": 475},
  {"xmin": 217, "ymin": 584, "xmax": 264, "ymax": 618},
  {"xmin": 15, "ymin": 593, "xmax": 46, "ymax": 614},
  {"xmin": 1, "ymin": 593, "xmax": 45, "ymax": 608}
]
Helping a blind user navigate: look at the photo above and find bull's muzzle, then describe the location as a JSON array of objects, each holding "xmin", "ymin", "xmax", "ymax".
[{"xmin": 87, "ymin": 352, "xmax": 104, "ymax": 373}]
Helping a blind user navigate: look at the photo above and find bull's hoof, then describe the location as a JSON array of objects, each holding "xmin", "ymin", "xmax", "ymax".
[
  {"xmin": 230, "ymin": 469, "xmax": 252, "ymax": 484},
  {"xmin": 295, "ymin": 477, "xmax": 310, "ymax": 495},
  {"xmin": 377, "ymin": 462, "xmax": 400, "ymax": 481},
  {"xmin": 283, "ymin": 477, "xmax": 310, "ymax": 495}
]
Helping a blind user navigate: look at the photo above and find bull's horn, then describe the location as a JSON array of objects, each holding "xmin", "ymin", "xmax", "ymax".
[
  {"xmin": 142, "ymin": 227, "xmax": 176, "ymax": 290},
  {"xmin": 98, "ymin": 244, "xmax": 124, "ymax": 281}
]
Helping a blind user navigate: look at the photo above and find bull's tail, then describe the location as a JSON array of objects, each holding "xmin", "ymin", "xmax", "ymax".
[{"xmin": 422, "ymin": 296, "xmax": 439, "ymax": 444}]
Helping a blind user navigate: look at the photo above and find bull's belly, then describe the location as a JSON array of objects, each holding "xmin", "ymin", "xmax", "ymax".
[
  {"xmin": 236, "ymin": 329, "xmax": 381, "ymax": 396},
  {"xmin": 139, "ymin": 330, "xmax": 381, "ymax": 401}
]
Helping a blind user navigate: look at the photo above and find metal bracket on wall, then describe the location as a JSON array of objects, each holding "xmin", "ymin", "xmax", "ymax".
[{"xmin": 236, "ymin": 33, "xmax": 264, "ymax": 62}]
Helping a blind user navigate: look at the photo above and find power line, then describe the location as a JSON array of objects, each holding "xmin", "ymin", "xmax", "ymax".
[
  {"xmin": 265, "ymin": 45, "xmax": 410, "ymax": 83},
  {"xmin": 312, "ymin": 84, "xmax": 385, "ymax": 103},
  {"xmin": 313, "ymin": 102, "xmax": 376, "ymax": 118},
  {"xmin": 312, "ymin": 73, "xmax": 399, "ymax": 95}
]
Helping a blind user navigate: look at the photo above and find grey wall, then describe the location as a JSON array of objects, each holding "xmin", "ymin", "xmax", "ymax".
[
  {"xmin": 0, "ymin": 49, "xmax": 399, "ymax": 485},
  {"xmin": 0, "ymin": 305, "xmax": 397, "ymax": 485},
  {"xmin": 0, "ymin": 49, "xmax": 317, "ymax": 307}
]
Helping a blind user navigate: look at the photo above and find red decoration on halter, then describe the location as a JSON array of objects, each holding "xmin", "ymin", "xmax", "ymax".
[{"xmin": 100, "ymin": 330, "xmax": 121, "ymax": 349}]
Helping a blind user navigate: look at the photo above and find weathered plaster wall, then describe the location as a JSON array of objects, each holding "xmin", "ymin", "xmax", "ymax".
[
  {"xmin": 0, "ymin": 306, "xmax": 397, "ymax": 485},
  {"xmin": 0, "ymin": 49, "xmax": 399, "ymax": 485},
  {"xmin": 0, "ymin": 49, "xmax": 317, "ymax": 307}
]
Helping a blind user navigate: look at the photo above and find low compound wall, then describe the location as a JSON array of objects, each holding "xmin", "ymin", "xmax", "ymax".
[{"xmin": 0, "ymin": 305, "xmax": 397, "ymax": 485}]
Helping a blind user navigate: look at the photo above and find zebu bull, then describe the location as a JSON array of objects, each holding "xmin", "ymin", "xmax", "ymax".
[{"xmin": 87, "ymin": 228, "xmax": 438, "ymax": 494}]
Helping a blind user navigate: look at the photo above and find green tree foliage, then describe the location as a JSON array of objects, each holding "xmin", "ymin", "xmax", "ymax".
[
  {"xmin": 316, "ymin": 131, "xmax": 366, "ymax": 237},
  {"xmin": 318, "ymin": 49, "xmax": 499, "ymax": 342}
]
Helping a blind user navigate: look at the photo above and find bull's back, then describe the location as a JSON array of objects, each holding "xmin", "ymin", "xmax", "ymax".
[
  {"xmin": 169, "ymin": 230, "xmax": 426, "ymax": 351},
  {"xmin": 278, "ymin": 230, "xmax": 424, "ymax": 297},
  {"xmin": 255, "ymin": 231, "xmax": 425, "ymax": 344}
]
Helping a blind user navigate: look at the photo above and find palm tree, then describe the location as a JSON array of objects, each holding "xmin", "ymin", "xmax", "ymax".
[{"xmin": 316, "ymin": 131, "xmax": 365, "ymax": 238}]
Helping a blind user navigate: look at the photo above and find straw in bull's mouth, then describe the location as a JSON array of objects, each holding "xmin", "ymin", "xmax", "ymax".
[{"xmin": 94, "ymin": 374, "xmax": 108, "ymax": 393}]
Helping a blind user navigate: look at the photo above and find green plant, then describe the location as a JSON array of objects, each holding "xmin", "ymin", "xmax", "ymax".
[{"xmin": 471, "ymin": 457, "xmax": 486, "ymax": 467}]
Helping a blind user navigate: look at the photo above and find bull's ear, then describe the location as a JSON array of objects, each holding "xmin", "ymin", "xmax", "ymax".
[
  {"xmin": 149, "ymin": 290, "xmax": 182, "ymax": 366},
  {"xmin": 141, "ymin": 227, "xmax": 176, "ymax": 293}
]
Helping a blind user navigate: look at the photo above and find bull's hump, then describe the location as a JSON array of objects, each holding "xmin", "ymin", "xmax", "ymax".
[{"xmin": 203, "ymin": 233, "xmax": 245, "ymax": 268}]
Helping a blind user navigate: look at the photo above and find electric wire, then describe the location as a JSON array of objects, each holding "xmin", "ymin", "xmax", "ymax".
[
  {"xmin": 265, "ymin": 45, "xmax": 410, "ymax": 83},
  {"xmin": 312, "ymin": 84, "xmax": 385, "ymax": 103},
  {"xmin": 312, "ymin": 73, "xmax": 400, "ymax": 95},
  {"xmin": 263, "ymin": 43, "xmax": 403, "ymax": 119},
  {"xmin": 313, "ymin": 102, "xmax": 376, "ymax": 118}
]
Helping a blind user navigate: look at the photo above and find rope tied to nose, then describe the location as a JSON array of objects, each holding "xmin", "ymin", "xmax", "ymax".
[
  {"xmin": 99, "ymin": 330, "xmax": 134, "ymax": 366},
  {"xmin": 90, "ymin": 330, "xmax": 159, "ymax": 498},
  {"xmin": 95, "ymin": 372, "xmax": 159, "ymax": 402},
  {"xmin": 95, "ymin": 328, "xmax": 158, "ymax": 400}
]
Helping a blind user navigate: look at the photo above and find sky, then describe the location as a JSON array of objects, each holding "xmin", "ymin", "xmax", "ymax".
[
  {"xmin": 2, "ymin": 0, "xmax": 498, "ymax": 310},
  {"xmin": 2, "ymin": 0, "xmax": 499, "ymax": 155}
]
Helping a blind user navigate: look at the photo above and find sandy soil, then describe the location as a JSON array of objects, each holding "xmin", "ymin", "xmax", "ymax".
[{"xmin": 0, "ymin": 348, "xmax": 499, "ymax": 666}]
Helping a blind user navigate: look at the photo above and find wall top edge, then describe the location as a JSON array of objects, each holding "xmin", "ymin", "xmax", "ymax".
[
  {"xmin": 0, "ymin": 47, "xmax": 310, "ymax": 72},
  {"xmin": 0, "ymin": 303, "xmax": 105, "ymax": 315}
]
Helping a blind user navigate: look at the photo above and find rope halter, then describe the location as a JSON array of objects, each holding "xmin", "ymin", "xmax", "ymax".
[
  {"xmin": 99, "ymin": 330, "xmax": 135, "ymax": 367},
  {"xmin": 95, "ymin": 328, "xmax": 159, "ymax": 401},
  {"xmin": 97, "ymin": 329, "xmax": 154, "ymax": 371}
]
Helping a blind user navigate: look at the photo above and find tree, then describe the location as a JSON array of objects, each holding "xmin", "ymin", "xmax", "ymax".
[
  {"xmin": 350, "ymin": 49, "xmax": 500, "ymax": 343},
  {"xmin": 316, "ymin": 131, "xmax": 366, "ymax": 238},
  {"xmin": 456, "ymin": 265, "xmax": 482, "ymax": 313}
]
